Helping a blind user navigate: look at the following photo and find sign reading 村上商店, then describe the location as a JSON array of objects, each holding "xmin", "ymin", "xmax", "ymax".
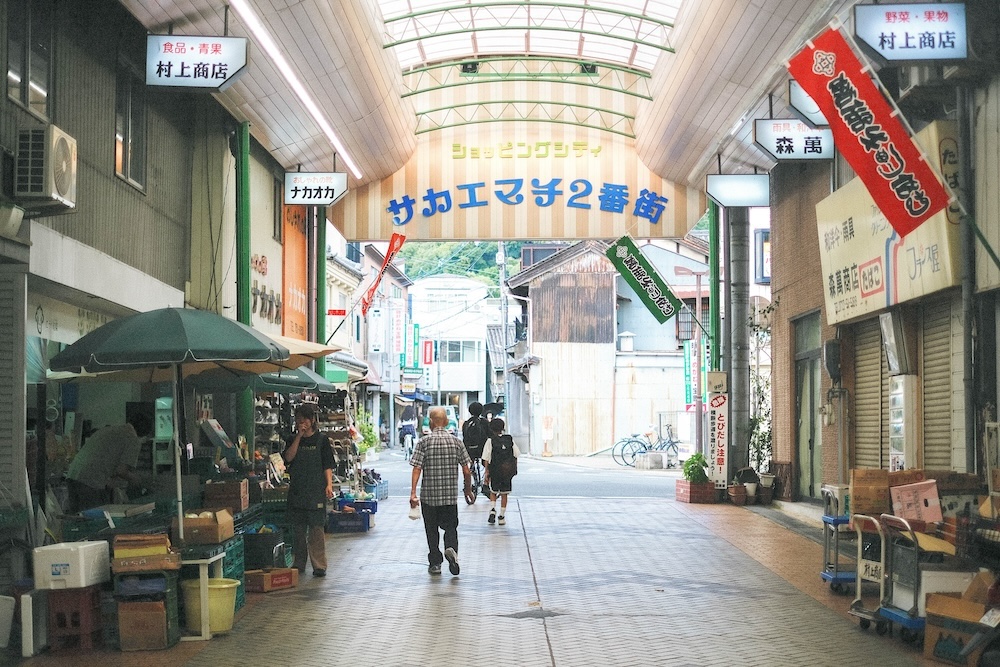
[
  {"xmin": 146, "ymin": 36, "xmax": 247, "ymax": 91},
  {"xmin": 787, "ymin": 27, "xmax": 950, "ymax": 238},
  {"xmin": 854, "ymin": 3, "xmax": 967, "ymax": 62},
  {"xmin": 605, "ymin": 235, "xmax": 682, "ymax": 325}
]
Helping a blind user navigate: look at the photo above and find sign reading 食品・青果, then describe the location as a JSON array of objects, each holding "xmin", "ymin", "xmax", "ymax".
[
  {"xmin": 606, "ymin": 236, "xmax": 682, "ymax": 324},
  {"xmin": 146, "ymin": 36, "xmax": 247, "ymax": 91}
]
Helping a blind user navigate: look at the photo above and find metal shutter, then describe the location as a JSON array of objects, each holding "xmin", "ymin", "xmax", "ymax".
[
  {"xmin": 922, "ymin": 298, "xmax": 953, "ymax": 469},
  {"xmin": 854, "ymin": 318, "xmax": 885, "ymax": 468}
]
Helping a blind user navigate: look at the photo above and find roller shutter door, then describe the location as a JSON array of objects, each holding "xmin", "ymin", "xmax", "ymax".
[
  {"xmin": 922, "ymin": 298, "xmax": 952, "ymax": 469},
  {"xmin": 854, "ymin": 318, "xmax": 885, "ymax": 469}
]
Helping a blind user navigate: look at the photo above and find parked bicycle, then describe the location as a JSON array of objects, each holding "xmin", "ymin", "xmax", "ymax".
[{"xmin": 612, "ymin": 425, "xmax": 681, "ymax": 468}]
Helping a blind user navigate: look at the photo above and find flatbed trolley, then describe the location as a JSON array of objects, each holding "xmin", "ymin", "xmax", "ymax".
[
  {"xmin": 878, "ymin": 513, "xmax": 926, "ymax": 645},
  {"xmin": 848, "ymin": 514, "xmax": 888, "ymax": 634},
  {"xmin": 820, "ymin": 487, "xmax": 856, "ymax": 593}
]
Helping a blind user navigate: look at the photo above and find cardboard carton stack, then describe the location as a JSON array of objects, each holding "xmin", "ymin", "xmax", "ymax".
[
  {"xmin": 849, "ymin": 468, "xmax": 891, "ymax": 523},
  {"xmin": 925, "ymin": 571, "xmax": 996, "ymax": 666},
  {"xmin": 203, "ymin": 479, "xmax": 250, "ymax": 515},
  {"xmin": 111, "ymin": 534, "xmax": 180, "ymax": 573},
  {"xmin": 170, "ymin": 509, "xmax": 235, "ymax": 546}
]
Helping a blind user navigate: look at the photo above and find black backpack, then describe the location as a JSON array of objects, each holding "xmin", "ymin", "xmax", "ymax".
[
  {"xmin": 488, "ymin": 434, "xmax": 517, "ymax": 478},
  {"xmin": 462, "ymin": 416, "xmax": 490, "ymax": 458}
]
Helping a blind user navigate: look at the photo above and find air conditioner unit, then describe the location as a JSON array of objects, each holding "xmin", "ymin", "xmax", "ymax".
[
  {"xmin": 897, "ymin": 65, "xmax": 943, "ymax": 100},
  {"xmin": 15, "ymin": 125, "xmax": 78, "ymax": 209}
]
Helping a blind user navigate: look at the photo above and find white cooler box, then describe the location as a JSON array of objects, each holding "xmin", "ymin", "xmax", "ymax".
[
  {"xmin": 890, "ymin": 563, "xmax": 978, "ymax": 617},
  {"xmin": 33, "ymin": 541, "xmax": 110, "ymax": 589}
]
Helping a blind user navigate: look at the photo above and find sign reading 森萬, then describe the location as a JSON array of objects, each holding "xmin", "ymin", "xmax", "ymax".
[
  {"xmin": 284, "ymin": 173, "xmax": 347, "ymax": 206},
  {"xmin": 708, "ymin": 393, "xmax": 729, "ymax": 489},
  {"xmin": 606, "ymin": 235, "xmax": 682, "ymax": 325},
  {"xmin": 817, "ymin": 121, "xmax": 961, "ymax": 324},
  {"xmin": 787, "ymin": 27, "xmax": 950, "ymax": 238},
  {"xmin": 753, "ymin": 119, "xmax": 834, "ymax": 161},
  {"xmin": 854, "ymin": 3, "xmax": 967, "ymax": 62},
  {"xmin": 146, "ymin": 36, "xmax": 247, "ymax": 91}
]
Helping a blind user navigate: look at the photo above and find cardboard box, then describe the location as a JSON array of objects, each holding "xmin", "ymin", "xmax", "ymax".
[
  {"xmin": 891, "ymin": 480, "xmax": 943, "ymax": 523},
  {"xmin": 244, "ymin": 568, "xmax": 298, "ymax": 593},
  {"xmin": 848, "ymin": 485, "xmax": 891, "ymax": 516},
  {"xmin": 927, "ymin": 471, "xmax": 983, "ymax": 494},
  {"xmin": 33, "ymin": 541, "xmax": 110, "ymax": 589},
  {"xmin": 851, "ymin": 468, "xmax": 889, "ymax": 487},
  {"xmin": 111, "ymin": 551, "xmax": 182, "ymax": 573},
  {"xmin": 170, "ymin": 509, "xmax": 234, "ymax": 545},
  {"xmin": 113, "ymin": 534, "xmax": 171, "ymax": 559},
  {"xmin": 889, "ymin": 469, "xmax": 926, "ymax": 487},
  {"xmin": 924, "ymin": 593, "xmax": 988, "ymax": 666},
  {"xmin": 962, "ymin": 570, "xmax": 996, "ymax": 605},
  {"xmin": 118, "ymin": 600, "xmax": 168, "ymax": 651},
  {"xmin": 203, "ymin": 479, "xmax": 250, "ymax": 513}
]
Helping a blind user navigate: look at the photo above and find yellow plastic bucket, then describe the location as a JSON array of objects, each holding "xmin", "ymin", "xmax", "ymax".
[{"xmin": 180, "ymin": 578, "xmax": 240, "ymax": 634}]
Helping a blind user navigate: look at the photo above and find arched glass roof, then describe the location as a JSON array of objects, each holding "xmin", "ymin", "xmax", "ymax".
[
  {"xmin": 379, "ymin": 1, "xmax": 683, "ymax": 136},
  {"xmin": 380, "ymin": 1, "xmax": 681, "ymax": 72}
]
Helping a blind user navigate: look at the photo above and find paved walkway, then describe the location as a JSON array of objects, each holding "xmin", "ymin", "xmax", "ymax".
[{"xmin": 12, "ymin": 456, "xmax": 934, "ymax": 667}]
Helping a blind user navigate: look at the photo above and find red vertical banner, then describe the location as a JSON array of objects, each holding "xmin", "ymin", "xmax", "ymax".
[
  {"xmin": 361, "ymin": 233, "xmax": 406, "ymax": 316},
  {"xmin": 787, "ymin": 27, "xmax": 949, "ymax": 237},
  {"xmin": 422, "ymin": 340, "xmax": 434, "ymax": 366},
  {"xmin": 282, "ymin": 204, "xmax": 309, "ymax": 339}
]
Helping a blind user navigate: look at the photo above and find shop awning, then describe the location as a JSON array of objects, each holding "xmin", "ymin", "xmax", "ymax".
[
  {"xmin": 324, "ymin": 351, "xmax": 368, "ymax": 383},
  {"xmin": 394, "ymin": 395, "xmax": 414, "ymax": 406}
]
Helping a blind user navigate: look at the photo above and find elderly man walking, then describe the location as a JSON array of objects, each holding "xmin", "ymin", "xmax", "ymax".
[{"xmin": 410, "ymin": 406, "xmax": 476, "ymax": 575}]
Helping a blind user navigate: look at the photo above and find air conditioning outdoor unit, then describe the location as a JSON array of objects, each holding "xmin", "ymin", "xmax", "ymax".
[{"xmin": 15, "ymin": 124, "xmax": 78, "ymax": 209}]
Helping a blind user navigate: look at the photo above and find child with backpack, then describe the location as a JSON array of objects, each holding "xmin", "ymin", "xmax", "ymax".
[
  {"xmin": 462, "ymin": 402, "xmax": 491, "ymax": 494},
  {"xmin": 481, "ymin": 418, "xmax": 520, "ymax": 526}
]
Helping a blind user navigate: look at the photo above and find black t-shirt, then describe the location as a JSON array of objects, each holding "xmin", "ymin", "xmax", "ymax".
[{"xmin": 282, "ymin": 431, "xmax": 334, "ymax": 510}]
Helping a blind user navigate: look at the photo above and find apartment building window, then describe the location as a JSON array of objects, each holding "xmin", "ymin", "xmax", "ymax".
[
  {"xmin": 392, "ymin": 285, "xmax": 402, "ymax": 299},
  {"xmin": 676, "ymin": 303, "xmax": 696, "ymax": 343},
  {"xmin": 115, "ymin": 64, "xmax": 146, "ymax": 186},
  {"xmin": 442, "ymin": 340, "xmax": 480, "ymax": 363},
  {"xmin": 346, "ymin": 242, "xmax": 361, "ymax": 263},
  {"xmin": 7, "ymin": 0, "xmax": 53, "ymax": 118}
]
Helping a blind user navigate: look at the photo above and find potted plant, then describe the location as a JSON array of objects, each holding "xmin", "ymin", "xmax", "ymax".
[
  {"xmin": 676, "ymin": 453, "xmax": 716, "ymax": 504},
  {"xmin": 733, "ymin": 466, "xmax": 760, "ymax": 503}
]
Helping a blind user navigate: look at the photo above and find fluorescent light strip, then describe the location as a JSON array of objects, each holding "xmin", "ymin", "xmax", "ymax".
[{"xmin": 229, "ymin": 0, "xmax": 363, "ymax": 180}]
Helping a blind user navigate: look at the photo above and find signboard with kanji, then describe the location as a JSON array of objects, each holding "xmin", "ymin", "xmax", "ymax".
[
  {"xmin": 854, "ymin": 3, "xmax": 967, "ymax": 62},
  {"xmin": 754, "ymin": 119, "xmax": 834, "ymax": 161},
  {"xmin": 606, "ymin": 235, "xmax": 682, "ymax": 324},
  {"xmin": 708, "ymin": 393, "xmax": 729, "ymax": 489},
  {"xmin": 146, "ymin": 36, "xmax": 247, "ymax": 91},
  {"xmin": 787, "ymin": 27, "xmax": 950, "ymax": 238}
]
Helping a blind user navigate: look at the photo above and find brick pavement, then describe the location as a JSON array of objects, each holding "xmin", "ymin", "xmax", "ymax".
[{"xmin": 13, "ymin": 458, "xmax": 937, "ymax": 667}]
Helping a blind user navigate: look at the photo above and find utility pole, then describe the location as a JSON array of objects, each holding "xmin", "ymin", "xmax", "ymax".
[{"xmin": 498, "ymin": 243, "xmax": 509, "ymax": 411}]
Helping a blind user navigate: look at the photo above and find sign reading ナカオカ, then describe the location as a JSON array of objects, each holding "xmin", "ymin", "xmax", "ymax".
[
  {"xmin": 284, "ymin": 173, "xmax": 347, "ymax": 206},
  {"xmin": 329, "ymin": 129, "xmax": 705, "ymax": 242},
  {"xmin": 606, "ymin": 235, "xmax": 682, "ymax": 325},
  {"xmin": 146, "ymin": 36, "xmax": 248, "ymax": 91}
]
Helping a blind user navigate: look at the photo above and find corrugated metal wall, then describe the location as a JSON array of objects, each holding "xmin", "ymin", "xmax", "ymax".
[
  {"xmin": 531, "ymin": 253, "xmax": 616, "ymax": 343},
  {"xmin": 976, "ymin": 74, "xmax": 1000, "ymax": 290},
  {"xmin": 854, "ymin": 317, "xmax": 886, "ymax": 469},
  {"xmin": 922, "ymin": 297, "xmax": 953, "ymax": 469}
]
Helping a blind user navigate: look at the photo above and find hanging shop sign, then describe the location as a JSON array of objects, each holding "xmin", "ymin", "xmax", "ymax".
[
  {"xmin": 606, "ymin": 235, "xmax": 682, "ymax": 325},
  {"xmin": 788, "ymin": 80, "xmax": 828, "ymax": 127},
  {"xmin": 282, "ymin": 205, "xmax": 308, "ymax": 338},
  {"xmin": 753, "ymin": 119, "xmax": 834, "ymax": 161},
  {"xmin": 146, "ymin": 36, "xmax": 248, "ymax": 91},
  {"xmin": 788, "ymin": 27, "xmax": 951, "ymax": 238},
  {"xmin": 284, "ymin": 172, "xmax": 347, "ymax": 206},
  {"xmin": 854, "ymin": 3, "xmax": 967, "ymax": 62},
  {"xmin": 816, "ymin": 121, "xmax": 961, "ymax": 324},
  {"xmin": 708, "ymin": 393, "xmax": 729, "ymax": 489},
  {"xmin": 361, "ymin": 233, "xmax": 406, "ymax": 316},
  {"xmin": 422, "ymin": 340, "xmax": 434, "ymax": 366},
  {"xmin": 328, "ymin": 131, "xmax": 706, "ymax": 242},
  {"xmin": 705, "ymin": 174, "xmax": 770, "ymax": 208}
]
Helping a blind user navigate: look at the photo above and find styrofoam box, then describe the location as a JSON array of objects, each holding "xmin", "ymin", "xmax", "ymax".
[
  {"xmin": 890, "ymin": 564, "xmax": 978, "ymax": 617},
  {"xmin": 33, "ymin": 541, "xmax": 110, "ymax": 589}
]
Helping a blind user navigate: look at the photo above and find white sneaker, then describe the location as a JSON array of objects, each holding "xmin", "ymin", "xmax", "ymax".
[
  {"xmin": 444, "ymin": 547, "xmax": 460, "ymax": 575},
  {"xmin": 498, "ymin": 515, "xmax": 506, "ymax": 526}
]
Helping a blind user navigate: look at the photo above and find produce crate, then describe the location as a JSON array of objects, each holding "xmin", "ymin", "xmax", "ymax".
[
  {"xmin": 362, "ymin": 481, "xmax": 389, "ymax": 500},
  {"xmin": 335, "ymin": 499, "xmax": 377, "ymax": 513},
  {"xmin": 261, "ymin": 487, "xmax": 289, "ymax": 506},
  {"xmin": 326, "ymin": 511, "xmax": 372, "ymax": 534}
]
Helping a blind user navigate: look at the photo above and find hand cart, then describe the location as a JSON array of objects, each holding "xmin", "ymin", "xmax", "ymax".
[
  {"xmin": 820, "ymin": 487, "xmax": 856, "ymax": 594},
  {"xmin": 878, "ymin": 513, "xmax": 926, "ymax": 645},
  {"xmin": 848, "ymin": 514, "xmax": 888, "ymax": 634}
]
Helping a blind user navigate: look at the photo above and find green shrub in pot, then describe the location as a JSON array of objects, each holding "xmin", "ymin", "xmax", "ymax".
[{"xmin": 682, "ymin": 452, "xmax": 710, "ymax": 484}]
